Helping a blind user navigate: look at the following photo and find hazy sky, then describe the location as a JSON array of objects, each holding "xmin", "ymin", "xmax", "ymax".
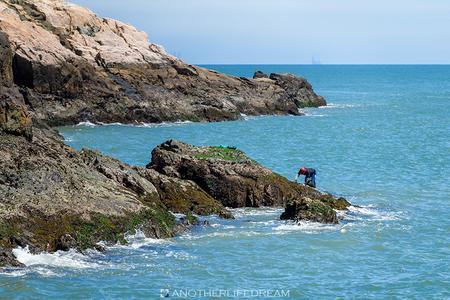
[{"xmin": 71, "ymin": 0, "xmax": 450, "ymax": 64}]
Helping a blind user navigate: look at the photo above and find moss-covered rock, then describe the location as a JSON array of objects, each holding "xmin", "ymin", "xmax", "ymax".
[
  {"xmin": 193, "ymin": 146, "xmax": 249, "ymax": 162},
  {"xmin": 280, "ymin": 198, "xmax": 338, "ymax": 224},
  {"xmin": 318, "ymin": 194, "xmax": 351, "ymax": 210},
  {"xmin": 138, "ymin": 168, "xmax": 233, "ymax": 219}
]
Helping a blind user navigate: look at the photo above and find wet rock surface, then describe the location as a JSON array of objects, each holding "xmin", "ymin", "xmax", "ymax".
[{"xmin": 280, "ymin": 198, "xmax": 338, "ymax": 224}]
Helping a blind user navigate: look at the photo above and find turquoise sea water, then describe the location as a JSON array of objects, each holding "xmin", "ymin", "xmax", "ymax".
[{"xmin": 1, "ymin": 65, "xmax": 449, "ymax": 298}]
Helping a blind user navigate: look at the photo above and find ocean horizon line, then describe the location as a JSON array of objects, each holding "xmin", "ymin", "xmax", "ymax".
[{"xmin": 197, "ymin": 63, "xmax": 450, "ymax": 66}]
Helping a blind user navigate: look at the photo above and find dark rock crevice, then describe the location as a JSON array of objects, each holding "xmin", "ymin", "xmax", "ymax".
[{"xmin": 12, "ymin": 54, "xmax": 34, "ymax": 88}]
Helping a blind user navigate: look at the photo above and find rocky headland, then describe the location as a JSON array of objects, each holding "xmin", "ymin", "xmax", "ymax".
[
  {"xmin": 0, "ymin": 0, "xmax": 347, "ymax": 267},
  {"xmin": 0, "ymin": 0, "xmax": 325, "ymax": 126}
]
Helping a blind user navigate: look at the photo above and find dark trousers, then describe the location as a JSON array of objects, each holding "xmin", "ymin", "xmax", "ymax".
[{"xmin": 305, "ymin": 174, "xmax": 316, "ymax": 188}]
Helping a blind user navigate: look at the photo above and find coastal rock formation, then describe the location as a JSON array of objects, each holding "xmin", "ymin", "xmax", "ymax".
[
  {"xmin": 149, "ymin": 139, "xmax": 349, "ymax": 211},
  {"xmin": 0, "ymin": 0, "xmax": 339, "ymax": 268},
  {"xmin": 280, "ymin": 198, "xmax": 338, "ymax": 224},
  {"xmin": 0, "ymin": 0, "xmax": 325, "ymax": 126},
  {"xmin": 0, "ymin": 128, "xmax": 234, "ymax": 266}
]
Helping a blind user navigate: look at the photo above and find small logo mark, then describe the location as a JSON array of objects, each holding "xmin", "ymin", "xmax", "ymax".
[{"xmin": 160, "ymin": 289, "xmax": 170, "ymax": 298}]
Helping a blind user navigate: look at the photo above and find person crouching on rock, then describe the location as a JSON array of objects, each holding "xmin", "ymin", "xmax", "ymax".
[{"xmin": 296, "ymin": 167, "xmax": 316, "ymax": 188}]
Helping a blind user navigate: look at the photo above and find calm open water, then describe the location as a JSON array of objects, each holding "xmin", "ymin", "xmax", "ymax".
[{"xmin": 1, "ymin": 65, "xmax": 449, "ymax": 299}]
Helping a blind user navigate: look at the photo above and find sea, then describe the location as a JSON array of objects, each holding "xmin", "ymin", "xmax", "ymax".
[{"xmin": 1, "ymin": 65, "xmax": 449, "ymax": 299}]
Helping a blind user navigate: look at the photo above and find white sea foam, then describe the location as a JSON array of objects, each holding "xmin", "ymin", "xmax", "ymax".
[
  {"xmin": 303, "ymin": 113, "xmax": 328, "ymax": 118},
  {"xmin": 230, "ymin": 207, "xmax": 283, "ymax": 218},
  {"xmin": 165, "ymin": 251, "xmax": 193, "ymax": 260},
  {"xmin": 0, "ymin": 269, "xmax": 28, "ymax": 277},
  {"xmin": 318, "ymin": 103, "xmax": 360, "ymax": 109},
  {"xmin": 344, "ymin": 205, "xmax": 401, "ymax": 221},
  {"xmin": 274, "ymin": 221, "xmax": 339, "ymax": 234},
  {"xmin": 76, "ymin": 121, "xmax": 97, "ymax": 127},
  {"xmin": 76, "ymin": 120, "xmax": 194, "ymax": 129},
  {"xmin": 135, "ymin": 120, "xmax": 193, "ymax": 128},
  {"xmin": 97, "ymin": 122, "xmax": 124, "ymax": 126},
  {"xmin": 122, "ymin": 229, "xmax": 172, "ymax": 249},
  {"xmin": 12, "ymin": 246, "xmax": 100, "ymax": 269},
  {"xmin": 247, "ymin": 220, "xmax": 279, "ymax": 227},
  {"xmin": 240, "ymin": 114, "xmax": 261, "ymax": 121}
]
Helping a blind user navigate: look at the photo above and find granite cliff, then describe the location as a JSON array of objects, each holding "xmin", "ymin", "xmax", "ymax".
[{"xmin": 0, "ymin": 0, "xmax": 325, "ymax": 126}]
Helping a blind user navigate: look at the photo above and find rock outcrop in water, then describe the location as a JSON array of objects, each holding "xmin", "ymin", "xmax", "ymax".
[
  {"xmin": 149, "ymin": 140, "xmax": 350, "ymax": 219},
  {"xmin": 0, "ymin": 0, "xmax": 325, "ymax": 127}
]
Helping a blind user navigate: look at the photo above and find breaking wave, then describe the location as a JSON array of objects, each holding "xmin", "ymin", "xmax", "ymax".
[
  {"xmin": 343, "ymin": 205, "xmax": 402, "ymax": 221},
  {"xmin": 120, "ymin": 230, "xmax": 173, "ymax": 250},
  {"xmin": 76, "ymin": 121, "xmax": 97, "ymax": 127},
  {"xmin": 229, "ymin": 207, "xmax": 283, "ymax": 219},
  {"xmin": 12, "ymin": 246, "xmax": 101, "ymax": 270}
]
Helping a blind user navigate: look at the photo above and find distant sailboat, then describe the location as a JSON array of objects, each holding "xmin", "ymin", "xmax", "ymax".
[{"xmin": 311, "ymin": 56, "xmax": 322, "ymax": 65}]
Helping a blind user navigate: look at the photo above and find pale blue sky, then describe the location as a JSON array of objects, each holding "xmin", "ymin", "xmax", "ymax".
[{"xmin": 71, "ymin": 0, "xmax": 450, "ymax": 64}]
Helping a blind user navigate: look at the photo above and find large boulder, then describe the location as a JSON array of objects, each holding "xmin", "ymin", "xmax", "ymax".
[
  {"xmin": 269, "ymin": 73, "xmax": 327, "ymax": 108},
  {"xmin": 280, "ymin": 198, "xmax": 338, "ymax": 224}
]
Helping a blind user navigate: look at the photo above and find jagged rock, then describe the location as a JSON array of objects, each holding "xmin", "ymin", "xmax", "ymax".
[
  {"xmin": 55, "ymin": 234, "xmax": 77, "ymax": 251},
  {"xmin": 280, "ymin": 198, "xmax": 338, "ymax": 224},
  {"xmin": 269, "ymin": 73, "xmax": 327, "ymax": 108},
  {"xmin": 0, "ymin": 0, "xmax": 326, "ymax": 126},
  {"xmin": 0, "ymin": 98, "xmax": 32, "ymax": 140},
  {"xmin": 0, "ymin": 248, "xmax": 23, "ymax": 267},
  {"xmin": 0, "ymin": 127, "xmax": 177, "ymax": 255},
  {"xmin": 79, "ymin": 148, "xmax": 232, "ymax": 218},
  {"xmin": 253, "ymin": 71, "xmax": 269, "ymax": 79},
  {"xmin": 149, "ymin": 140, "xmax": 350, "ymax": 214}
]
